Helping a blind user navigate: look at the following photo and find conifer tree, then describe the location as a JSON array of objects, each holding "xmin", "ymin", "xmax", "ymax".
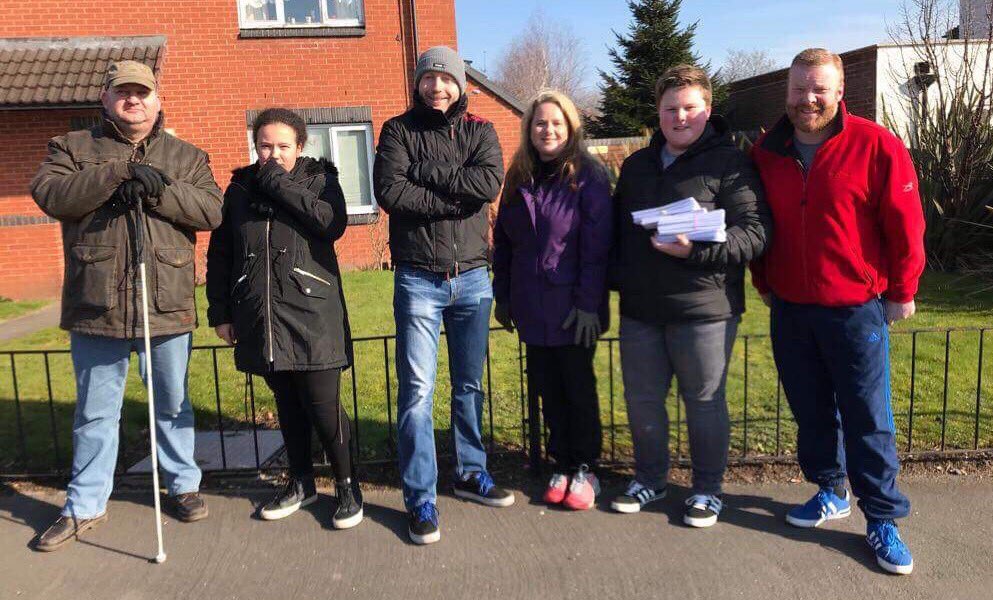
[{"xmin": 590, "ymin": 0, "xmax": 706, "ymax": 137}]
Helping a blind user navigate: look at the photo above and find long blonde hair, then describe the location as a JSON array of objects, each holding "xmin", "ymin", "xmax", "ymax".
[{"xmin": 501, "ymin": 90, "xmax": 592, "ymax": 203}]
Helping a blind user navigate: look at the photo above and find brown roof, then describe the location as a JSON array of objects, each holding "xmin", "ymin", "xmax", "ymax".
[{"xmin": 0, "ymin": 36, "xmax": 165, "ymax": 108}]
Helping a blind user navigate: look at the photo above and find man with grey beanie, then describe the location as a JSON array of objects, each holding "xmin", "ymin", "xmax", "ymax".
[{"xmin": 374, "ymin": 45, "xmax": 511, "ymax": 545}]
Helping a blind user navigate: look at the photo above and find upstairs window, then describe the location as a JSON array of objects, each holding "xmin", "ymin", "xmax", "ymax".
[{"xmin": 238, "ymin": 0, "xmax": 364, "ymax": 28}]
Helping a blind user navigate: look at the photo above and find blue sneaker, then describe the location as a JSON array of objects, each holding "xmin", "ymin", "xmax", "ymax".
[
  {"xmin": 786, "ymin": 487, "xmax": 851, "ymax": 527},
  {"xmin": 408, "ymin": 502, "xmax": 440, "ymax": 545},
  {"xmin": 453, "ymin": 471, "xmax": 515, "ymax": 507},
  {"xmin": 867, "ymin": 519, "xmax": 914, "ymax": 575}
]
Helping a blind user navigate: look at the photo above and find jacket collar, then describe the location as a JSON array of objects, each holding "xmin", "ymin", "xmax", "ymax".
[
  {"xmin": 100, "ymin": 111, "xmax": 165, "ymax": 146},
  {"xmin": 648, "ymin": 113, "xmax": 732, "ymax": 168},
  {"xmin": 410, "ymin": 91, "xmax": 469, "ymax": 128},
  {"xmin": 231, "ymin": 155, "xmax": 334, "ymax": 185},
  {"xmin": 760, "ymin": 100, "xmax": 848, "ymax": 157}
]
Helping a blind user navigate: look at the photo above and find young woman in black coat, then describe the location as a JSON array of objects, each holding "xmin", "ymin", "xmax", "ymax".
[{"xmin": 206, "ymin": 108, "xmax": 361, "ymax": 528}]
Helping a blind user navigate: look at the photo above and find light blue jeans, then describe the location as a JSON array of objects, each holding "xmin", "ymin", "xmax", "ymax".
[
  {"xmin": 63, "ymin": 332, "xmax": 201, "ymax": 519},
  {"xmin": 393, "ymin": 265, "xmax": 492, "ymax": 510}
]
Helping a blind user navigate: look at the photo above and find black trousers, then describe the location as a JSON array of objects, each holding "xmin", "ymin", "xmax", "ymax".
[
  {"xmin": 263, "ymin": 368, "xmax": 352, "ymax": 482},
  {"xmin": 527, "ymin": 344, "xmax": 602, "ymax": 470}
]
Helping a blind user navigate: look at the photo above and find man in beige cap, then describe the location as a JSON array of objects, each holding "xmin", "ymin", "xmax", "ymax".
[{"xmin": 30, "ymin": 59, "xmax": 223, "ymax": 551}]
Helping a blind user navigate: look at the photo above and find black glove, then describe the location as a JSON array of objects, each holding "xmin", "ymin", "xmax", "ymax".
[
  {"xmin": 109, "ymin": 179, "xmax": 146, "ymax": 212},
  {"xmin": 494, "ymin": 302, "xmax": 514, "ymax": 332},
  {"xmin": 255, "ymin": 159, "xmax": 287, "ymax": 194},
  {"xmin": 128, "ymin": 163, "xmax": 172, "ymax": 199},
  {"xmin": 562, "ymin": 307, "xmax": 601, "ymax": 348},
  {"xmin": 249, "ymin": 197, "xmax": 276, "ymax": 218}
]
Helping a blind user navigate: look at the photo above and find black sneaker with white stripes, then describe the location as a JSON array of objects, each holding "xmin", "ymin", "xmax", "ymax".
[
  {"xmin": 683, "ymin": 494, "xmax": 723, "ymax": 528},
  {"xmin": 610, "ymin": 480, "xmax": 667, "ymax": 513},
  {"xmin": 260, "ymin": 476, "xmax": 318, "ymax": 521}
]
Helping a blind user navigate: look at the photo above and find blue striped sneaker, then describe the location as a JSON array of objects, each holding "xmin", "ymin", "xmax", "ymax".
[
  {"xmin": 683, "ymin": 494, "xmax": 723, "ymax": 528},
  {"xmin": 867, "ymin": 519, "xmax": 914, "ymax": 575},
  {"xmin": 786, "ymin": 487, "xmax": 851, "ymax": 527}
]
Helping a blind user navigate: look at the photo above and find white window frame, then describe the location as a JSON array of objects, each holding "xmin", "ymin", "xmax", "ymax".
[
  {"xmin": 246, "ymin": 122, "xmax": 377, "ymax": 216},
  {"xmin": 237, "ymin": 0, "xmax": 364, "ymax": 29}
]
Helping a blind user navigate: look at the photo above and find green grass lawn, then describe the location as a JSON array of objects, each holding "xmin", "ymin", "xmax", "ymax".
[
  {"xmin": 0, "ymin": 298, "xmax": 48, "ymax": 323},
  {"xmin": 1, "ymin": 270, "xmax": 991, "ymax": 473}
]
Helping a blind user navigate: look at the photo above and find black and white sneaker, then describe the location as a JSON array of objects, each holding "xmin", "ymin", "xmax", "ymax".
[
  {"xmin": 332, "ymin": 479, "xmax": 364, "ymax": 530},
  {"xmin": 610, "ymin": 479, "xmax": 667, "ymax": 514},
  {"xmin": 409, "ymin": 502, "xmax": 440, "ymax": 545},
  {"xmin": 259, "ymin": 477, "xmax": 317, "ymax": 521},
  {"xmin": 683, "ymin": 494, "xmax": 723, "ymax": 528},
  {"xmin": 453, "ymin": 471, "xmax": 515, "ymax": 507}
]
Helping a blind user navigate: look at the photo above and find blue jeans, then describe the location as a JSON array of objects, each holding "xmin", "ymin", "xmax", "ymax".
[
  {"xmin": 64, "ymin": 332, "xmax": 201, "ymax": 519},
  {"xmin": 771, "ymin": 296, "xmax": 910, "ymax": 520},
  {"xmin": 393, "ymin": 265, "xmax": 492, "ymax": 510}
]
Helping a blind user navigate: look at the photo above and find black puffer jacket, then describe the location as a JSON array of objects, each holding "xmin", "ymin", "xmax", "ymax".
[
  {"xmin": 612, "ymin": 115, "xmax": 771, "ymax": 324},
  {"xmin": 206, "ymin": 157, "xmax": 351, "ymax": 374},
  {"xmin": 373, "ymin": 93, "xmax": 504, "ymax": 273}
]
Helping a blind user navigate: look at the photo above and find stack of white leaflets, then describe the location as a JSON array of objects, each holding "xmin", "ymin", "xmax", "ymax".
[{"xmin": 631, "ymin": 197, "xmax": 727, "ymax": 243}]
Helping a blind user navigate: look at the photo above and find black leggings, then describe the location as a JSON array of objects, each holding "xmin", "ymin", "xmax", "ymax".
[
  {"xmin": 263, "ymin": 368, "xmax": 352, "ymax": 482},
  {"xmin": 527, "ymin": 344, "xmax": 602, "ymax": 470}
]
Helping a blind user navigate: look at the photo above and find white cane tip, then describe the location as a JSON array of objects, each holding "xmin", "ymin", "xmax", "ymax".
[{"xmin": 154, "ymin": 553, "xmax": 167, "ymax": 564}]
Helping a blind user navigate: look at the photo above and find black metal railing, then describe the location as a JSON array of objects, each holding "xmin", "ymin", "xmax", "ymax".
[{"xmin": 0, "ymin": 326, "xmax": 989, "ymax": 478}]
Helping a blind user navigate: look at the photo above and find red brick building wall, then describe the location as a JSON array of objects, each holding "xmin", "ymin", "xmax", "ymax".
[
  {"xmin": 0, "ymin": 1, "xmax": 522, "ymax": 299},
  {"xmin": 723, "ymin": 45, "xmax": 879, "ymax": 132}
]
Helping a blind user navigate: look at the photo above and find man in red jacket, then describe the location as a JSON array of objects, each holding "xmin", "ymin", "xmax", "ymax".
[{"xmin": 750, "ymin": 48, "xmax": 925, "ymax": 575}]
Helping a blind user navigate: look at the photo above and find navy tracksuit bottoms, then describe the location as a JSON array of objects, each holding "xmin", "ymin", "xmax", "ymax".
[{"xmin": 771, "ymin": 296, "xmax": 910, "ymax": 520}]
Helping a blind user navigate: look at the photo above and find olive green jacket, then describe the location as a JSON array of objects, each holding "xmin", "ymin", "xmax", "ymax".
[{"xmin": 30, "ymin": 116, "xmax": 223, "ymax": 338}]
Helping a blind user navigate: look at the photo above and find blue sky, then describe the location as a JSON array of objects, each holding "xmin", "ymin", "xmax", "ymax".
[{"xmin": 455, "ymin": 0, "xmax": 905, "ymax": 87}]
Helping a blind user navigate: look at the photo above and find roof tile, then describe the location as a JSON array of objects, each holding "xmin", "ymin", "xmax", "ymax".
[{"xmin": 0, "ymin": 36, "xmax": 165, "ymax": 107}]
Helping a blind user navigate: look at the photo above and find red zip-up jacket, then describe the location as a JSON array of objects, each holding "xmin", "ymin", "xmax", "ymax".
[{"xmin": 749, "ymin": 103, "xmax": 925, "ymax": 306}]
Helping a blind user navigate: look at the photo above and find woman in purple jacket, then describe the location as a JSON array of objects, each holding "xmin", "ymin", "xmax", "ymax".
[{"xmin": 492, "ymin": 90, "xmax": 612, "ymax": 511}]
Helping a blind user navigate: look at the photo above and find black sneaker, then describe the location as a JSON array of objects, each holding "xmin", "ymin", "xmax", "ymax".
[
  {"xmin": 683, "ymin": 494, "xmax": 723, "ymax": 528},
  {"xmin": 610, "ymin": 479, "xmax": 667, "ymax": 514},
  {"xmin": 332, "ymin": 479, "xmax": 364, "ymax": 530},
  {"xmin": 167, "ymin": 492, "xmax": 209, "ymax": 522},
  {"xmin": 408, "ymin": 501, "xmax": 440, "ymax": 545},
  {"xmin": 260, "ymin": 477, "xmax": 317, "ymax": 521},
  {"xmin": 452, "ymin": 471, "xmax": 515, "ymax": 507}
]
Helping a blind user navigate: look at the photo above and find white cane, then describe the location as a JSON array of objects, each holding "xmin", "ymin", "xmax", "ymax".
[{"xmin": 135, "ymin": 200, "xmax": 167, "ymax": 564}]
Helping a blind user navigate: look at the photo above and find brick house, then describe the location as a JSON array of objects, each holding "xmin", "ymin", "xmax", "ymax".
[{"xmin": 0, "ymin": 0, "xmax": 524, "ymax": 300}]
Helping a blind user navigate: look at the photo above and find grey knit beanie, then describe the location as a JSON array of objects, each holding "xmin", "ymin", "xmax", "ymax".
[{"xmin": 415, "ymin": 46, "xmax": 466, "ymax": 93}]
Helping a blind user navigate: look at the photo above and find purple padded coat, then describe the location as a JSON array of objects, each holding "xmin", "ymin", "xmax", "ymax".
[{"xmin": 492, "ymin": 163, "xmax": 612, "ymax": 347}]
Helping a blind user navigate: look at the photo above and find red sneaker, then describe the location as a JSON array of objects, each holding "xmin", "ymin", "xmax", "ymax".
[
  {"xmin": 543, "ymin": 473, "xmax": 569, "ymax": 505},
  {"xmin": 562, "ymin": 465, "xmax": 600, "ymax": 511}
]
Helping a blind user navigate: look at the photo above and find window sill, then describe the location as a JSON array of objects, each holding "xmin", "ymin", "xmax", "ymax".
[
  {"xmin": 347, "ymin": 211, "xmax": 380, "ymax": 226},
  {"xmin": 238, "ymin": 26, "xmax": 366, "ymax": 39}
]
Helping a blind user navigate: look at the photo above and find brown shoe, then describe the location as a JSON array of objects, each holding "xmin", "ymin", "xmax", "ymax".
[
  {"xmin": 167, "ymin": 492, "xmax": 208, "ymax": 522},
  {"xmin": 34, "ymin": 513, "xmax": 108, "ymax": 552}
]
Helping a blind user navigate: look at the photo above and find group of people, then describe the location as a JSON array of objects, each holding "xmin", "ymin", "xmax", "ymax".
[{"xmin": 29, "ymin": 43, "xmax": 924, "ymax": 576}]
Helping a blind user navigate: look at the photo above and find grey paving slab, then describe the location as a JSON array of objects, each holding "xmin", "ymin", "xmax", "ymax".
[
  {"xmin": 0, "ymin": 302, "xmax": 59, "ymax": 343},
  {"xmin": 1, "ymin": 477, "xmax": 990, "ymax": 600},
  {"xmin": 127, "ymin": 431, "xmax": 285, "ymax": 473}
]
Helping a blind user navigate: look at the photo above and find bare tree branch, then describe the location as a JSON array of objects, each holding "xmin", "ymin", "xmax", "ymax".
[
  {"xmin": 492, "ymin": 10, "xmax": 599, "ymax": 114},
  {"xmin": 719, "ymin": 48, "xmax": 779, "ymax": 83}
]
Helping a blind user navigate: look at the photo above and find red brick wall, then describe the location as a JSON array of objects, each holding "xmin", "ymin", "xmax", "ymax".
[
  {"xmin": 0, "ymin": 1, "xmax": 521, "ymax": 299},
  {"xmin": 724, "ymin": 45, "xmax": 879, "ymax": 132},
  {"xmin": 0, "ymin": 109, "xmax": 101, "ymax": 298}
]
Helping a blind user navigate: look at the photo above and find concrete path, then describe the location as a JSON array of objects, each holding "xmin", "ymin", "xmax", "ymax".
[
  {"xmin": 1, "ymin": 476, "xmax": 989, "ymax": 600},
  {"xmin": 0, "ymin": 302, "xmax": 59, "ymax": 343}
]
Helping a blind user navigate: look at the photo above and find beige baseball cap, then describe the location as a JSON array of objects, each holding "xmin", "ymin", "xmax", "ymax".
[{"xmin": 104, "ymin": 60, "xmax": 157, "ymax": 90}]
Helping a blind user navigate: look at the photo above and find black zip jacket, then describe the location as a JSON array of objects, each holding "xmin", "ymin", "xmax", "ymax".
[
  {"xmin": 206, "ymin": 156, "xmax": 351, "ymax": 374},
  {"xmin": 612, "ymin": 115, "xmax": 772, "ymax": 324},
  {"xmin": 373, "ymin": 93, "xmax": 504, "ymax": 273}
]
